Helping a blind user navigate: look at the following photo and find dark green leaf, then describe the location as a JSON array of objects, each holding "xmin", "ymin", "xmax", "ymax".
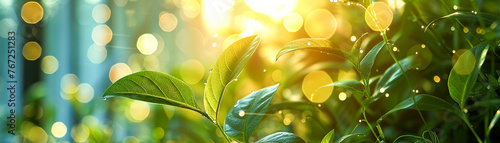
[
  {"xmin": 425, "ymin": 12, "xmax": 500, "ymax": 32},
  {"xmin": 204, "ymin": 35, "xmax": 261, "ymax": 122},
  {"xmin": 377, "ymin": 94, "xmax": 464, "ymax": 123},
  {"xmin": 359, "ymin": 41, "xmax": 385, "ymax": 82},
  {"xmin": 372, "ymin": 56, "xmax": 416, "ymax": 100},
  {"xmin": 224, "ymin": 84, "xmax": 279, "ymax": 142},
  {"xmin": 321, "ymin": 129, "xmax": 335, "ymax": 143},
  {"xmin": 103, "ymin": 71, "xmax": 203, "ymax": 114},
  {"xmin": 256, "ymin": 132, "xmax": 305, "ymax": 143},
  {"xmin": 448, "ymin": 43, "xmax": 489, "ymax": 109},
  {"xmin": 276, "ymin": 38, "xmax": 349, "ymax": 61}
]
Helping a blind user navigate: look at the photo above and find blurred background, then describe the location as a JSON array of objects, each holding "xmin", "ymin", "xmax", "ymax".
[{"xmin": 1, "ymin": 0, "xmax": 500, "ymax": 142}]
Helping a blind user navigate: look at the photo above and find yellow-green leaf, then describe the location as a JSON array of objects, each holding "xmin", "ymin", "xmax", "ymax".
[{"xmin": 204, "ymin": 35, "xmax": 261, "ymax": 122}]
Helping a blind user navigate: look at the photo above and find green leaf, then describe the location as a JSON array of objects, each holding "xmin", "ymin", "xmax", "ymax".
[
  {"xmin": 359, "ymin": 41, "xmax": 385, "ymax": 82},
  {"xmin": 448, "ymin": 43, "xmax": 489, "ymax": 109},
  {"xmin": 276, "ymin": 38, "xmax": 349, "ymax": 61},
  {"xmin": 256, "ymin": 132, "xmax": 305, "ymax": 143},
  {"xmin": 102, "ymin": 71, "xmax": 203, "ymax": 114},
  {"xmin": 204, "ymin": 35, "xmax": 261, "ymax": 122},
  {"xmin": 377, "ymin": 94, "xmax": 464, "ymax": 123},
  {"xmin": 424, "ymin": 12, "xmax": 500, "ymax": 32},
  {"xmin": 224, "ymin": 84, "xmax": 279, "ymax": 142},
  {"xmin": 314, "ymin": 80, "xmax": 364, "ymax": 103},
  {"xmin": 334, "ymin": 133, "xmax": 370, "ymax": 143},
  {"xmin": 488, "ymin": 110, "xmax": 500, "ymax": 134},
  {"xmin": 350, "ymin": 33, "xmax": 369, "ymax": 67},
  {"xmin": 321, "ymin": 129, "xmax": 335, "ymax": 143},
  {"xmin": 372, "ymin": 56, "xmax": 416, "ymax": 99}
]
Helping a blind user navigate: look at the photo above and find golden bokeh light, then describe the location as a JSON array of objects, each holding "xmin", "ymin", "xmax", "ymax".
[
  {"xmin": 109, "ymin": 63, "xmax": 132, "ymax": 83},
  {"xmin": 41, "ymin": 56, "xmax": 59, "ymax": 74},
  {"xmin": 87, "ymin": 44, "xmax": 107, "ymax": 64},
  {"xmin": 28, "ymin": 126, "xmax": 48, "ymax": 143},
  {"xmin": 365, "ymin": 2, "xmax": 394, "ymax": 31},
  {"xmin": 182, "ymin": 0, "xmax": 201, "ymax": 19},
  {"xmin": 433, "ymin": 75, "xmax": 441, "ymax": 83},
  {"xmin": 61, "ymin": 74, "xmax": 79, "ymax": 95},
  {"xmin": 23, "ymin": 41, "xmax": 42, "ymax": 61},
  {"xmin": 305, "ymin": 9, "xmax": 337, "ymax": 39},
  {"xmin": 223, "ymin": 34, "xmax": 243, "ymax": 50},
  {"xmin": 21, "ymin": 1, "xmax": 44, "ymax": 24},
  {"xmin": 283, "ymin": 113, "xmax": 295, "ymax": 126},
  {"xmin": 453, "ymin": 50, "xmax": 475, "ymax": 75},
  {"xmin": 77, "ymin": 83, "xmax": 94, "ymax": 103},
  {"xmin": 272, "ymin": 70, "xmax": 282, "ymax": 82},
  {"xmin": 114, "ymin": 0, "xmax": 128, "ymax": 7},
  {"xmin": 407, "ymin": 45, "xmax": 432, "ymax": 70},
  {"xmin": 180, "ymin": 60, "xmax": 205, "ymax": 84},
  {"xmin": 387, "ymin": 0, "xmax": 405, "ymax": 10},
  {"xmin": 92, "ymin": 25, "xmax": 113, "ymax": 45},
  {"xmin": 245, "ymin": 0, "xmax": 297, "ymax": 20},
  {"xmin": 51, "ymin": 122, "xmax": 67, "ymax": 138},
  {"xmin": 92, "ymin": 4, "xmax": 111, "ymax": 23},
  {"xmin": 129, "ymin": 100, "xmax": 150, "ymax": 122},
  {"xmin": 283, "ymin": 12, "xmax": 303, "ymax": 32},
  {"xmin": 302, "ymin": 70, "xmax": 334, "ymax": 103},
  {"xmin": 71, "ymin": 124, "xmax": 90, "ymax": 142},
  {"xmin": 159, "ymin": 12, "xmax": 178, "ymax": 32},
  {"xmin": 137, "ymin": 33, "xmax": 158, "ymax": 55},
  {"xmin": 338, "ymin": 92, "xmax": 347, "ymax": 101}
]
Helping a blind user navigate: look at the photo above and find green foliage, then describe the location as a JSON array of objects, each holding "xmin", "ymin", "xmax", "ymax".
[
  {"xmin": 359, "ymin": 41, "xmax": 385, "ymax": 83},
  {"xmin": 204, "ymin": 35, "xmax": 261, "ymax": 122},
  {"xmin": 224, "ymin": 84, "xmax": 279, "ymax": 142},
  {"xmin": 448, "ymin": 43, "xmax": 489, "ymax": 109},
  {"xmin": 102, "ymin": 71, "xmax": 202, "ymax": 114},
  {"xmin": 321, "ymin": 129, "xmax": 335, "ymax": 143},
  {"xmin": 276, "ymin": 38, "xmax": 349, "ymax": 61},
  {"xmin": 255, "ymin": 132, "xmax": 305, "ymax": 143}
]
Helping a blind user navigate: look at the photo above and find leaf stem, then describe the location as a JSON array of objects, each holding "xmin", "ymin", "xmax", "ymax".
[
  {"xmin": 363, "ymin": 107, "xmax": 381, "ymax": 142},
  {"xmin": 201, "ymin": 112, "xmax": 232, "ymax": 143}
]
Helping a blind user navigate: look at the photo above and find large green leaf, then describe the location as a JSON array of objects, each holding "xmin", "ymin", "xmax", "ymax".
[
  {"xmin": 204, "ymin": 35, "xmax": 261, "ymax": 122},
  {"xmin": 256, "ymin": 132, "xmax": 305, "ymax": 143},
  {"xmin": 488, "ymin": 110, "xmax": 500, "ymax": 135},
  {"xmin": 102, "ymin": 71, "xmax": 203, "ymax": 114},
  {"xmin": 314, "ymin": 80, "xmax": 365, "ymax": 103},
  {"xmin": 224, "ymin": 84, "xmax": 279, "ymax": 142},
  {"xmin": 276, "ymin": 38, "xmax": 349, "ymax": 61},
  {"xmin": 371, "ymin": 56, "xmax": 416, "ymax": 100},
  {"xmin": 424, "ymin": 12, "xmax": 499, "ymax": 32},
  {"xmin": 359, "ymin": 41, "xmax": 385, "ymax": 82},
  {"xmin": 377, "ymin": 94, "xmax": 464, "ymax": 123},
  {"xmin": 321, "ymin": 129, "xmax": 335, "ymax": 143},
  {"xmin": 448, "ymin": 43, "xmax": 489, "ymax": 109}
]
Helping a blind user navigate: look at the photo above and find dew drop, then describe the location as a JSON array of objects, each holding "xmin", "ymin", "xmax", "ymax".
[
  {"xmin": 263, "ymin": 69, "xmax": 267, "ymax": 72},
  {"xmin": 239, "ymin": 111, "xmax": 246, "ymax": 117},
  {"xmin": 360, "ymin": 50, "xmax": 364, "ymax": 53},
  {"xmin": 209, "ymin": 69, "xmax": 212, "ymax": 73},
  {"xmin": 379, "ymin": 88, "xmax": 385, "ymax": 93},
  {"xmin": 350, "ymin": 36, "xmax": 356, "ymax": 42},
  {"xmin": 451, "ymin": 26, "xmax": 455, "ymax": 31},
  {"xmin": 421, "ymin": 25, "xmax": 424, "ymax": 29},
  {"xmin": 453, "ymin": 5, "xmax": 458, "ymax": 10},
  {"xmin": 452, "ymin": 50, "xmax": 456, "ymax": 53},
  {"xmin": 278, "ymin": 110, "xmax": 283, "ymax": 114},
  {"xmin": 234, "ymin": 78, "xmax": 238, "ymax": 81},
  {"xmin": 318, "ymin": 104, "xmax": 322, "ymax": 107},
  {"xmin": 307, "ymin": 42, "xmax": 311, "ymax": 46},
  {"xmin": 204, "ymin": 82, "xmax": 207, "ymax": 85},
  {"xmin": 358, "ymin": 119, "xmax": 362, "ymax": 123},
  {"xmin": 415, "ymin": 52, "xmax": 418, "ymax": 55},
  {"xmin": 421, "ymin": 44, "xmax": 426, "ymax": 48},
  {"xmin": 392, "ymin": 47, "xmax": 398, "ymax": 52},
  {"xmin": 385, "ymin": 93, "xmax": 389, "ymax": 97}
]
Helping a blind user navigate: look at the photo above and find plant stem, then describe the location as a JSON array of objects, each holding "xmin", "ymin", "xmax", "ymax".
[
  {"xmin": 462, "ymin": 115, "xmax": 483, "ymax": 143},
  {"xmin": 363, "ymin": 107, "xmax": 381, "ymax": 142},
  {"xmin": 201, "ymin": 112, "xmax": 232, "ymax": 143}
]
